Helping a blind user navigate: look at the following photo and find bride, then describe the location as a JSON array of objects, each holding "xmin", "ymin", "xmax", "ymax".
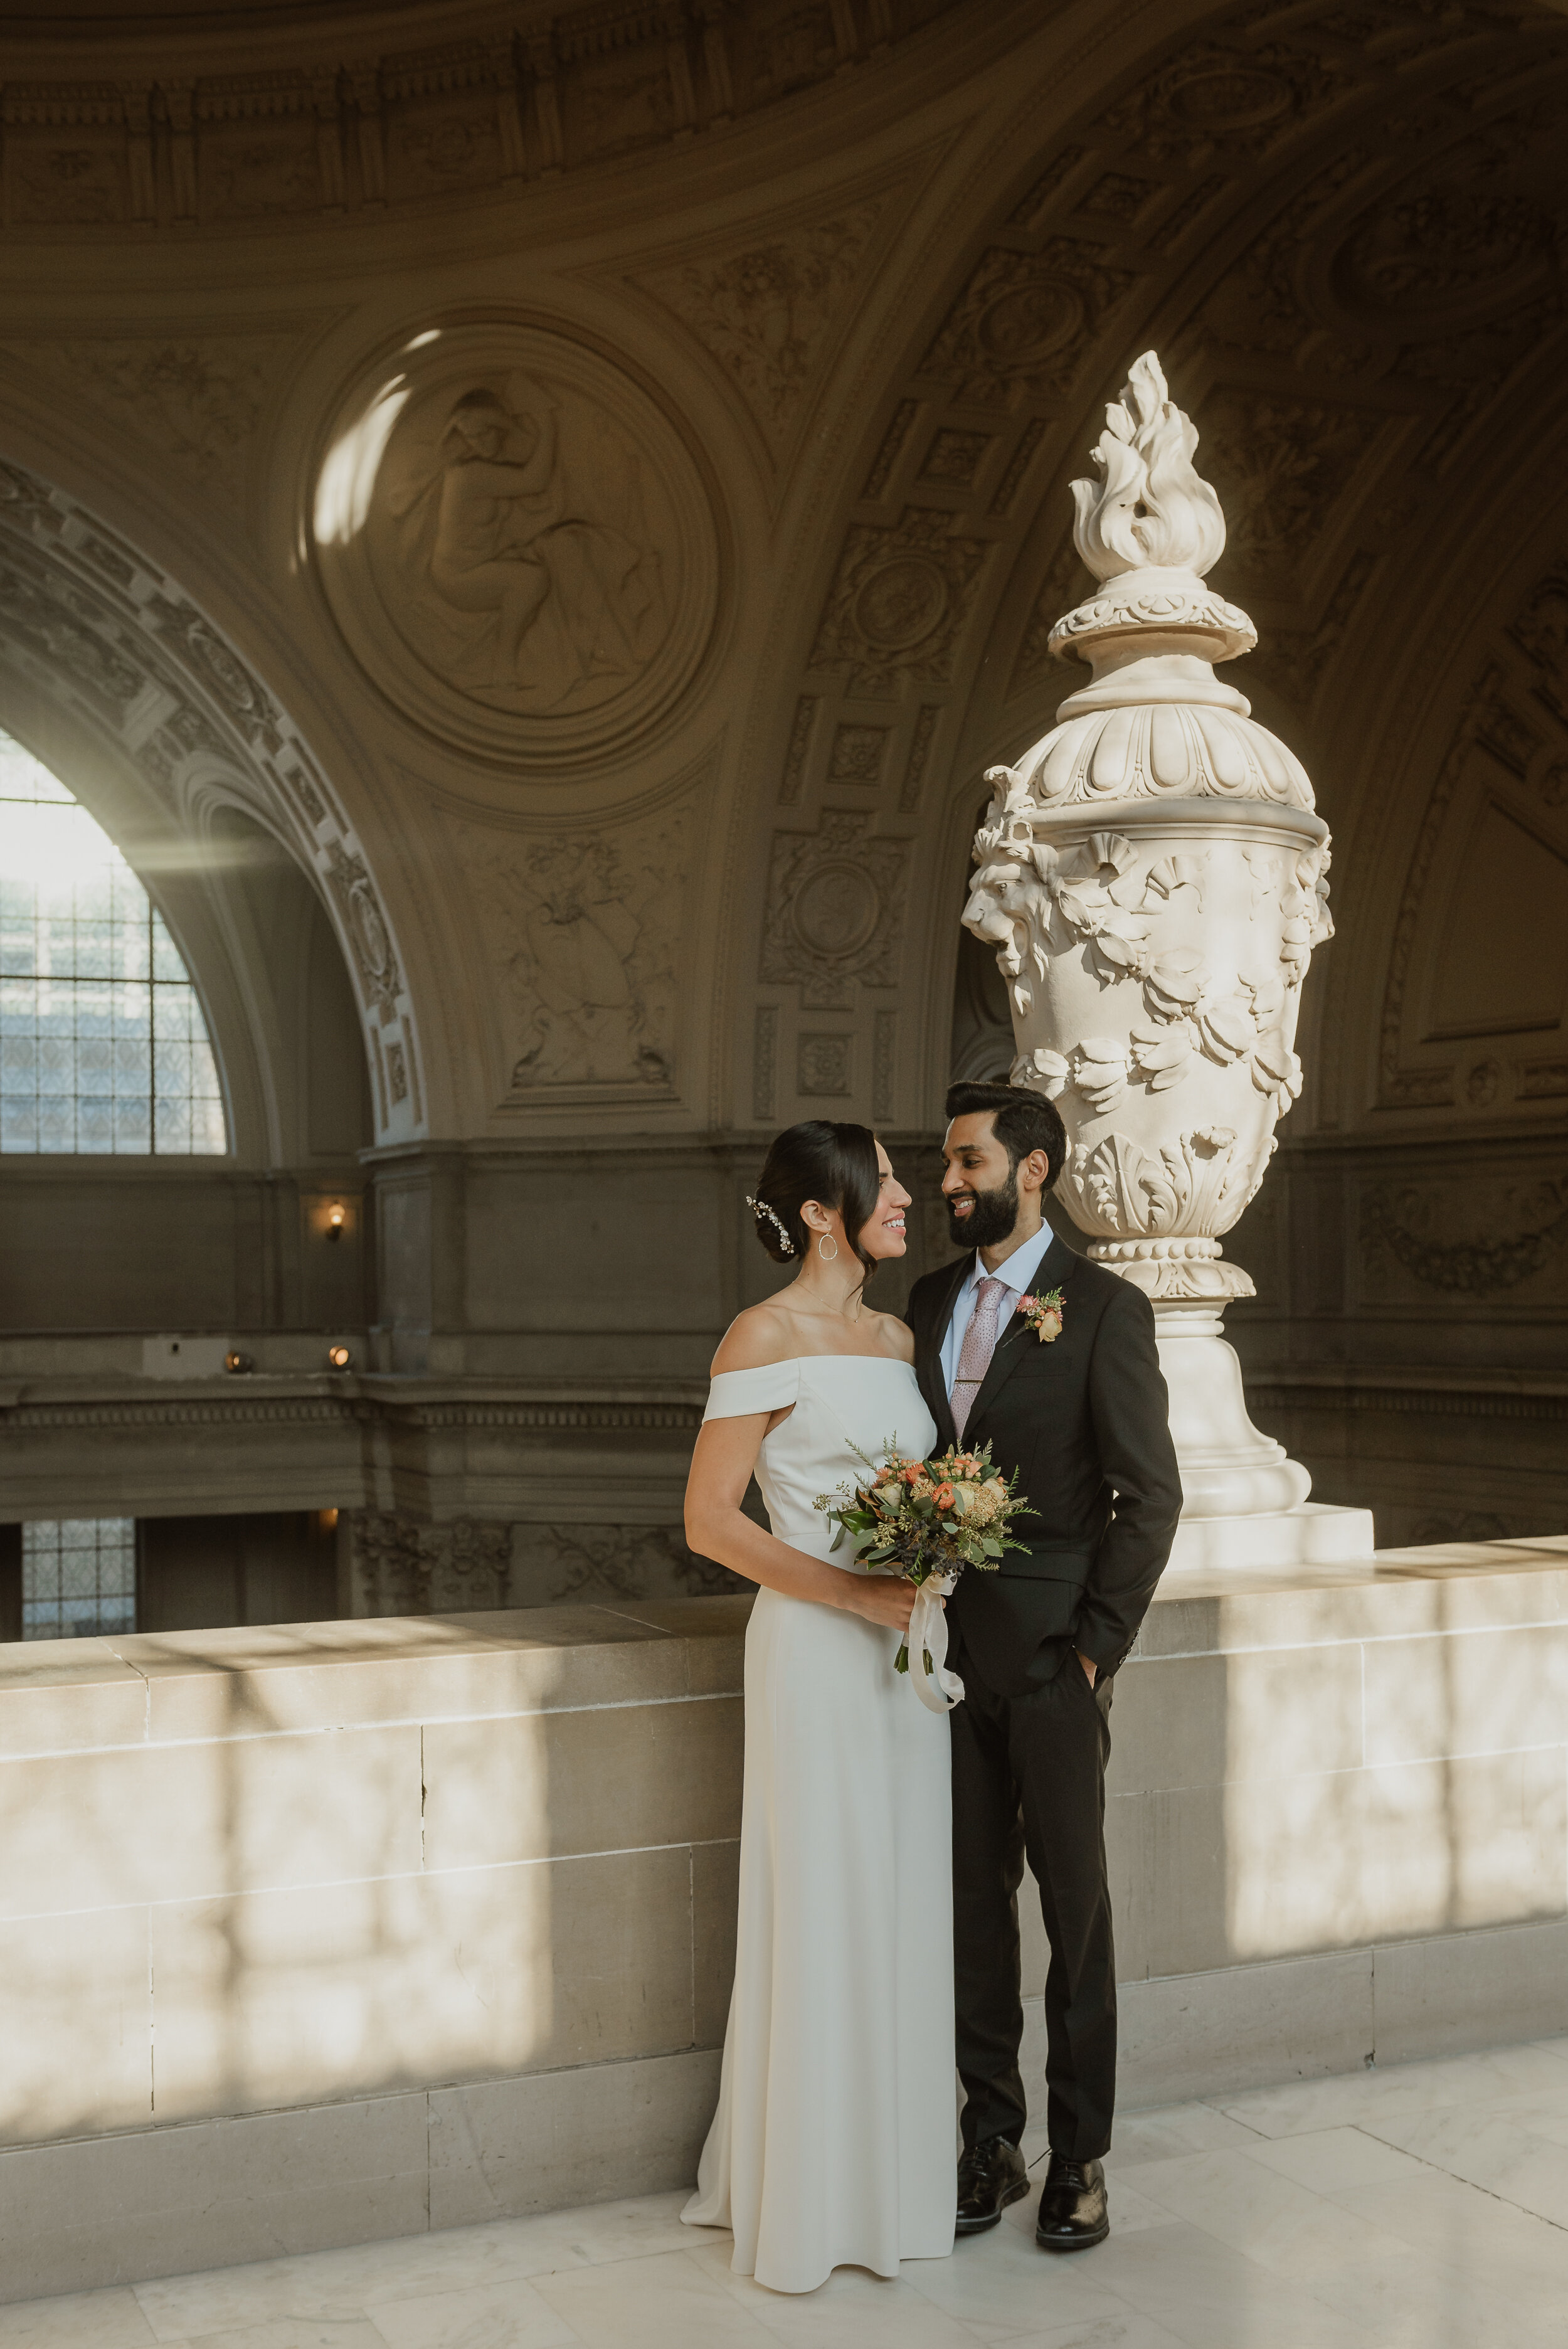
[{"xmin": 681, "ymin": 1120, "xmax": 955, "ymax": 2294}]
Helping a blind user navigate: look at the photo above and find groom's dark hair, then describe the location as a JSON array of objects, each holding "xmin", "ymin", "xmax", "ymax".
[{"xmin": 945, "ymin": 1081, "xmax": 1067, "ymax": 1192}]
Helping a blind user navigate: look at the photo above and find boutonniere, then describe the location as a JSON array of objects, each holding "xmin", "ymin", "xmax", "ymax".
[{"xmin": 1018, "ymin": 1287, "xmax": 1064, "ymax": 1342}]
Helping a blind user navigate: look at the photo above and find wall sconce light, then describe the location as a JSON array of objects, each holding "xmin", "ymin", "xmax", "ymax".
[
  {"xmin": 224, "ymin": 1350, "xmax": 254, "ymax": 1375},
  {"xmin": 327, "ymin": 1344, "xmax": 352, "ymax": 1371},
  {"xmin": 326, "ymin": 1203, "xmax": 347, "ymax": 1242}
]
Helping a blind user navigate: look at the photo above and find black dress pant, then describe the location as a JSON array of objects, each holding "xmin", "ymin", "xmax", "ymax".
[{"xmin": 950, "ymin": 1638, "xmax": 1116, "ymax": 2161}]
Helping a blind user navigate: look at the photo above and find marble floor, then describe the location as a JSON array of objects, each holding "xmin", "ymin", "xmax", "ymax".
[{"xmin": 11, "ymin": 2037, "xmax": 1568, "ymax": 2349}]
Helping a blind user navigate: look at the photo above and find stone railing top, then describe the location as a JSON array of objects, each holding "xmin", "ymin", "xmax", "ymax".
[
  {"xmin": 5, "ymin": 1539, "xmax": 1568, "ymax": 1752},
  {"xmin": 0, "ymin": 1597, "xmax": 750, "ymax": 1758}
]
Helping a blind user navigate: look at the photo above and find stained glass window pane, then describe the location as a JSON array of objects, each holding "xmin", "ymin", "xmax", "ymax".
[
  {"xmin": 22, "ymin": 1519, "xmax": 136, "ymax": 1640},
  {"xmin": 0, "ymin": 732, "xmax": 227, "ymax": 1153}
]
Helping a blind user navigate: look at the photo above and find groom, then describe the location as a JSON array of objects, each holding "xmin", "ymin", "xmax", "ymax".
[{"xmin": 904, "ymin": 1080, "xmax": 1181, "ymax": 2252}]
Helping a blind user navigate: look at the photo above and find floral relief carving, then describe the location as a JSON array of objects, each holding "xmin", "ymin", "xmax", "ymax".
[
  {"xmin": 1380, "ymin": 543, "xmax": 1568, "ymax": 1110},
  {"xmin": 0, "ymin": 558, "xmax": 145, "ymax": 716},
  {"xmin": 807, "ymin": 506, "xmax": 990, "ymax": 697},
  {"xmin": 202, "ymin": 127, "xmax": 321, "ymax": 220},
  {"xmin": 1361, "ymin": 1175, "xmax": 1568, "ymax": 1296},
  {"xmin": 350, "ymin": 1511, "xmax": 511, "ymax": 1615},
  {"xmin": 1059, "ymin": 1125, "xmax": 1255, "ymax": 1246},
  {"xmin": 1089, "ymin": 37, "xmax": 1353, "ymax": 171},
  {"xmin": 1199, "ymin": 151, "xmax": 1374, "ymax": 358},
  {"xmin": 458, "ymin": 800, "xmax": 692, "ymax": 1095},
  {"xmin": 534, "ymin": 1521, "xmax": 743, "ymax": 1601},
  {"xmin": 919, "ymin": 241, "xmax": 1139, "ymax": 410},
  {"xmin": 640, "ymin": 201, "xmax": 883, "ymax": 446},
  {"xmin": 966, "ymin": 356, "xmax": 1340, "ymax": 1305},
  {"xmin": 1194, "ymin": 388, "xmax": 1388, "ymax": 601},
  {"xmin": 325, "ymin": 841, "xmax": 403, "ymax": 1025},
  {"xmin": 1336, "ymin": 132, "xmax": 1559, "ymax": 322},
  {"xmin": 984, "ymin": 829, "xmax": 1324, "ymax": 1120},
  {"xmin": 760, "ymin": 810, "xmax": 911, "ymax": 1009},
  {"xmin": 9, "ymin": 141, "xmax": 124, "ymax": 226},
  {"xmin": 0, "ymin": 336, "xmax": 297, "ymax": 498}
]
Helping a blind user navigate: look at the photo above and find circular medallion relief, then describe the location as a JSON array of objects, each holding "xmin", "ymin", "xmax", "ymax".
[
  {"xmin": 1335, "ymin": 178, "xmax": 1553, "ymax": 322},
  {"xmin": 853, "ymin": 558, "xmax": 949, "ymax": 651},
  {"xmin": 311, "ymin": 321, "xmax": 719, "ymax": 766},
  {"xmin": 793, "ymin": 864, "xmax": 881, "ymax": 959},
  {"xmin": 1165, "ymin": 65, "xmax": 1290, "ymax": 129},
  {"xmin": 978, "ymin": 280, "xmax": 1084, "ymax": 365}
]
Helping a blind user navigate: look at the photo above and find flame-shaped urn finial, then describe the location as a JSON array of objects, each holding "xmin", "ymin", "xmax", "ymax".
[
  {"xmin": 962, "ymin": 355, "xmax": 1364, "ymax": 1565},
  {"xmin": 1069, "ymin": 351, "xmax": 1227, "ymax": 581}
]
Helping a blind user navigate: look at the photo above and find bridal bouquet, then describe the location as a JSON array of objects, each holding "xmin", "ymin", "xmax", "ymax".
[{"xmin": 815, "ymin": 1441, "xmax": 1034, "ymax": 1714}]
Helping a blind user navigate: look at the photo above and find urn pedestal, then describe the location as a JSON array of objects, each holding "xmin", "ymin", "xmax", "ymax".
[{"xmin": 965, "ymin": 356, "xmax": 1372, "ymax": 1571}]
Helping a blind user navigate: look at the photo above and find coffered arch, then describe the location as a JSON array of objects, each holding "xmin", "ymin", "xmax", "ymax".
[
  {"xmin": 0, "ymin": 455, "xmax": 425, "ymax": 1148},
  {"xmin": 730, "ymin": 0, "xmax": 1568, "ymax": 1145}
]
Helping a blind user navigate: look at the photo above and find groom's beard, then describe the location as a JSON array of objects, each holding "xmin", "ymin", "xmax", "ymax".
[{"xmin": 945, "ymin": 1170, "xmax": 1020, "ymax": 1251}]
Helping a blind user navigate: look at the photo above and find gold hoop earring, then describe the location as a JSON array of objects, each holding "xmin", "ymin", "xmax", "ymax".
[{"xmin": 818, "ymin": 1234, "xmax": 839, "ymax": 1263}]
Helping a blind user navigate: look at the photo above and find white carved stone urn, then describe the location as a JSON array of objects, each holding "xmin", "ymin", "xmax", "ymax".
[{"xmin": 963, "ymin": 354, "xmax": 1370, "ymax": 1567}]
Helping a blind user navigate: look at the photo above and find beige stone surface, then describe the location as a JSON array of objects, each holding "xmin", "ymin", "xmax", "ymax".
[
  {"xmin": 148, "ymin": 1847, "xmax": 701, "ymax": 2121},
  {"xmin": 427, "ymin": 2051, "xmax": 724, "ymax": 2232},
  {"xmin": 0, "ymin": 2093, "xmax": 432, "ymax": 2303},
  {"xmin": 0, "ymin": 1557, "xmax": 1562, "ymax": 2290},
  {"xmin": 422, "ymin": 1695, "xmax": 743, "ymax": 1870},
  {"xmin": 0, "ymin": 1724, "xmax": 424, "ymax": 1920},
  {"xmin": 0, "ymin": 1907, "xmax": 151, "ymax": 2141}
]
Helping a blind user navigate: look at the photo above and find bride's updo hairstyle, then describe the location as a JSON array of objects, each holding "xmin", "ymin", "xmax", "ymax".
[{"xmin": 748, "ymin": 1121, "xmax": 881, "ymax": 1285}]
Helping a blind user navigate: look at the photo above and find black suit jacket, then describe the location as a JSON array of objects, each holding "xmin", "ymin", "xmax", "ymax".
[{"xmin": 903, "ymin": 1237, "xmax": 1182, "ymax": 1698}]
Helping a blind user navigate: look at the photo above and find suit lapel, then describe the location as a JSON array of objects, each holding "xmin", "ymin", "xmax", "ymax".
[
  {"xmin": 918, "ymin": 1254, "xmax": 970, "ymax": 1452},
  {"xmin": 967, "ymin": 1236, "xmax": 1079, "ymax": 1434}
]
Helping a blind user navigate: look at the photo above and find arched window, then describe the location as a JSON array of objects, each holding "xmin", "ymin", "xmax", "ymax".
[{"xmin": 0, "ymin": 731, "xmax": 226, "ymax": 1153}]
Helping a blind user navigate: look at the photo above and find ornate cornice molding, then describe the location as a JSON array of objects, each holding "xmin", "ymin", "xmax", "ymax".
[
  {"xmin": 0, "ymin": 1382, "xmax": 706, "ymax": 1434},
  {"xmin": 1249, "ymin": 1373, "xmax": 1568, "ymax": 1424},
  {"xmin": 0, "ymin": 0, "xmax": 972, "ymax": 238}
]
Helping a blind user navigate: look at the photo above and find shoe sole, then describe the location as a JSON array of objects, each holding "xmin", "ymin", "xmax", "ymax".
[
  {"xmin": 955, "ymin": 2176, "xmax": 1030, "ymax": 2235},
  {"xmin": 1035, "ymin": 2218, "xmax": 1110, "ymax": 2252}
]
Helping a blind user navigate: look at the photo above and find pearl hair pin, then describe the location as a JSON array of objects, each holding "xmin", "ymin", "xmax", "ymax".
[{"xmin": 745, "ymin": 1194, "xmax": 797, "ymax": 1256}]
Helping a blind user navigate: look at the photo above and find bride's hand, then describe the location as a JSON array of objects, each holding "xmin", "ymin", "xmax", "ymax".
[{"xmin": 840, "ymin": 1572, "xmax": 918, "ymax": 1632}]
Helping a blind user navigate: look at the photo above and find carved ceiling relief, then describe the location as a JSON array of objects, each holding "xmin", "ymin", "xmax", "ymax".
[
  {"xmin": 312, "ymin": 320, "xmax": 719, "ymax": 771},
  {"xmin": 452, "ymin": 788, "xmax": 697, "ymax": 1102},
  {"xmin": 0, "ymin": 333, "xmax": 305, "ymax": 503},
  {"xmin": 1360, "ymin": 1169, "xmax": 1568, "ymax": 1302},
  {"xmin": 807, "ymin": 506, "xmax": 991, "ymax": 697},
  {"xmin": 637, "ymin": 198, "xmax": 886, "ymax": 452},
  {"xmin": 1194, "ymin": 388, "xmax": 1393, "ymax": 605},
  {"xmin": 1379, "ymin": 553, "xmax": 1568, "ymax": 1115},
  {"xmin": 0, "ymin": 3, "xmax": 965, "ymax": 233},
  {"xmin": 0, "ymin": 457, "xmax": 421, "ymax": 1140},
  {"xmin": 918, "ymin": 241, "xmax": 1141, "ymax": 412},
  {"xmin": 759, "ymin": 812, "xmax": 911, "ymax": 1011}
]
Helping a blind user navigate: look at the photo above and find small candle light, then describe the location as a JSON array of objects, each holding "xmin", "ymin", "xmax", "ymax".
[
  {"xmin": 326, "ymin": 1203, "xmax": 346, "ymax": 1241},
  {"xmin": 327, "ymin": 1344, "xmax": 352, "ymax": 1371}
]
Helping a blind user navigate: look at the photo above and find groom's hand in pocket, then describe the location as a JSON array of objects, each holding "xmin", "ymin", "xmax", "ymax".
[{"xmin": 1076, "ymin": 1648, "xmax": 1097, "ymax": 1687}]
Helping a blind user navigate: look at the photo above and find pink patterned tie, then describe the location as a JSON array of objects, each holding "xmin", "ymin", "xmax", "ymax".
[{"xmin": 950, "ymin": 1276, "xmax": 1009, "ymax": 1443}]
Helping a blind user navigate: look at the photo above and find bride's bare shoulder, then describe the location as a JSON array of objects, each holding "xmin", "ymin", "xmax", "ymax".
[
  {"xmin": 711, "ymin": 1300, "xmax": 798, "ymax": 1376},
  {"xmin": 872, "ymin": 1309, "xmax": 916, "ymax": 1364}
]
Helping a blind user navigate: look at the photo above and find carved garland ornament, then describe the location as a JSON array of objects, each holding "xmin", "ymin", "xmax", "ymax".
[{"xmin": 962, "ymin": 353, "xmax": 1335, "ymax": 1302}]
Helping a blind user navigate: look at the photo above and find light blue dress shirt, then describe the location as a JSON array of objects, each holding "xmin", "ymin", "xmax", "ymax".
[{"xmin": 938, "ymin": 1219, "xmax": 1057, "ymax": 1397}]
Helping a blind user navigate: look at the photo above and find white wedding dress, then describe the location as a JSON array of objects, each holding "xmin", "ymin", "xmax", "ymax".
[{"xmin": 682, "ymin": 1354, "xmax": 955, "ymax": 2294}]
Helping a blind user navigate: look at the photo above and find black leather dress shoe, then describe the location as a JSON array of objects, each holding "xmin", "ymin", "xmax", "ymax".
[
  {"xmin": 955, "ymin": 2135, "xmax": 1029, "ymax": 2234},
  {"xmin": 1035, "ymin": 2153, "xmax": 1109, "ymax": 2250}
]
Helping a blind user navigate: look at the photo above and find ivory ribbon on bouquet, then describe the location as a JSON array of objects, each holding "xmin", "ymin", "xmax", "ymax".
[{"xmin": 906, "ymin": 1569, "xmax": 963, "ymax": 1714}]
